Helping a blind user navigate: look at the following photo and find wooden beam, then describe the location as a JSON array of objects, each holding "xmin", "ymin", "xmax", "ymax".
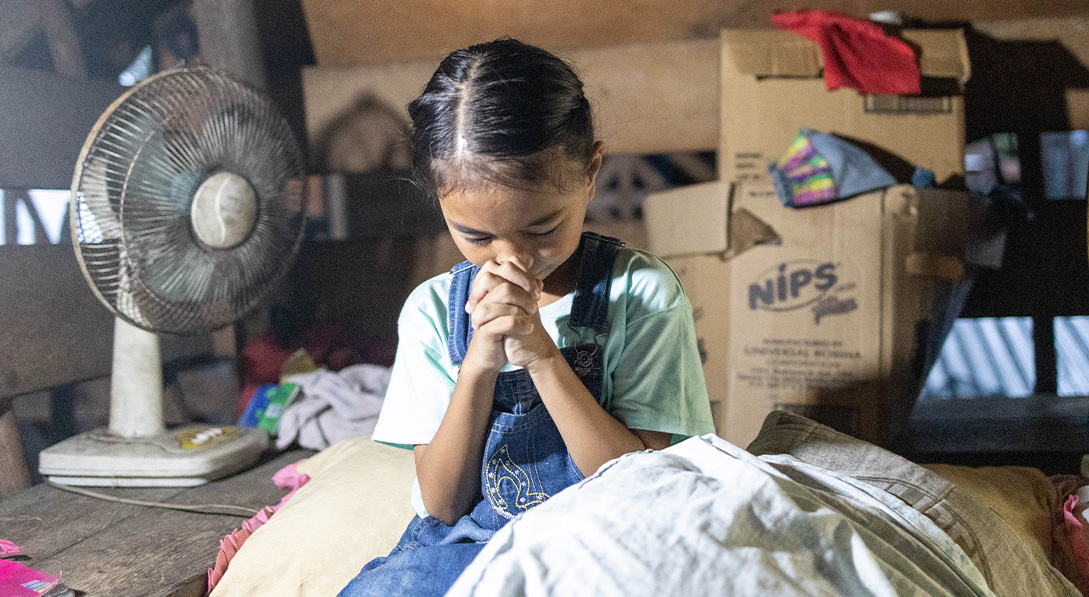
[
  {"xmin": 191, "ymin": 0, "xmax": 266, "ymax": 90},
  {"xmin": 902, "ymin": 395, "xmax": 1089, "ymax": 454},
  {"xmin": 304, "ymin": 39, "xmax": 720, "ymax": 157},
  {"xmin": 37, "ymin": 0, "xmax": 86, "ymax": 79}
]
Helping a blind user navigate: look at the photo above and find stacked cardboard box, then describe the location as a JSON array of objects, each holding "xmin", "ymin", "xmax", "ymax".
[{"xmin": 645, "ymin": 28, "xmax": 980, "ymax": 447}]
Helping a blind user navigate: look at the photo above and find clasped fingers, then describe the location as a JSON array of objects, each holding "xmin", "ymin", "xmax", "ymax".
[
  {"xmin": 467, "ymin": 277, "xmax": 539, "ymax": 316},
  {"xmin": 470, "ymin": 303, "xmax": 536, "ymax": 337},
  {"xmin": 466, "ymin": 261, "xmax": 543, "ymax": 315}
]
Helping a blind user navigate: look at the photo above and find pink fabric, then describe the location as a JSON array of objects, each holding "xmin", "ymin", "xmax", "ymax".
[
  {"xmin": 207, "ymin": 460, "xmax": 312, "ymax": 593},
  {"xmin": 771, "ymin": 10, "xmax": 921, "ymax": 95},
  {"xmin": 0, "ymin": 559, "xmax": 63, "ymax": 595},
  {"xmin": 1063, "ymin": 494, "xmax": 1089, "ymax": 580},
  {"xmin": 272, "ymin": 461, "xmax": 311, "ymax": 505},
  {"xmin": 0, "ymin": 540, "xmax": 20, "ymax": 557}
]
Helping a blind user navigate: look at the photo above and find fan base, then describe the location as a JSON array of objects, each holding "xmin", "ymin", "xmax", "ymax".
[{"xmin": 39, "ymin": 424, "xmax": 268, "ymax": 487}]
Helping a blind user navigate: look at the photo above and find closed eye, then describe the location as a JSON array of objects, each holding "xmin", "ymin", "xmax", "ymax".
[
  {"xmin": 527, "ymin": 225, "xmax": 559, "ymax": 237},
  {"xmin": 464, "ymin": 236, "xmax": 492, "ymax": 246}
]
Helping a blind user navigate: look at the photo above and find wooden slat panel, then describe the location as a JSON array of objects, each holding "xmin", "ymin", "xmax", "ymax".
[
  {"xmin": 0, "ymin": 66, "xmax": 122, "ymax": 189},
  {"xmin": 304, "ymin": 39, "xmax": 720, "ymax": 157}
]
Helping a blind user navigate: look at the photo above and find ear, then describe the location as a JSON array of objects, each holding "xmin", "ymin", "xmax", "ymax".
[{"xmin": 584, "ymin": 141, "xmax": 605, "ymax": 204}]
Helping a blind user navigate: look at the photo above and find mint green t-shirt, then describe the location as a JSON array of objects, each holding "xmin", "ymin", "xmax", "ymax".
[{"xmin": 372, "ymin": 247, "xmax": 715, "ymax": 517}]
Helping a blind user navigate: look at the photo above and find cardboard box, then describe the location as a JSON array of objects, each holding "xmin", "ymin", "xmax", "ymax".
[
  {"xmin": 646, "ymin": 182, "xmax": 981, "ymax": 447},
  {"xmin": 719, "ymin": 29, "xmax": 971, "ymax": 186}
]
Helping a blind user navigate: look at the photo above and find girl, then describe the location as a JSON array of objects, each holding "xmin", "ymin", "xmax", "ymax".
[{"xmin": 338, "ymin": 38, "xmax": 715, "ymax": 597}]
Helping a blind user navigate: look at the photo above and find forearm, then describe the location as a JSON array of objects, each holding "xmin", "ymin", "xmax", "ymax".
[
  {"xmin": 415, "ymin": 364, "xmax": 497, "ymax": 524},
  {"xmin": 526, "ymin": 353, "xmax": 648, "ymax": 476}
]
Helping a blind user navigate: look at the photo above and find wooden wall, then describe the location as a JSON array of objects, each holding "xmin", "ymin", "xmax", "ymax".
[
  {"xmin": 300, "ymin": 16, "xmax": 1089, "ymax": 160},
  {"xmin": 299, "ymin": 0, "xmax": 1088, "ymax": 67},
  {"xmin": 303, "ymin": 40, "xmax": 720, "ymax": 156}
]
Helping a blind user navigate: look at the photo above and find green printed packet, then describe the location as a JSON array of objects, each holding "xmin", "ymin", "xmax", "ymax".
[{"xmin": 256, "ymin": 382, "xmax": 302, "ymax": 434}]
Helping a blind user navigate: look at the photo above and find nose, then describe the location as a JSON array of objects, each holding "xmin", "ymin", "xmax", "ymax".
[{"xmin": 494, "ymin": 241, "xmax": 533, "ymax": 270}]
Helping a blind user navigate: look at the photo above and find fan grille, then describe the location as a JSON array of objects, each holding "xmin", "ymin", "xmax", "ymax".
[{"xmin": 71, "ymin": 68, "xmax": 306, "ymax": 335}]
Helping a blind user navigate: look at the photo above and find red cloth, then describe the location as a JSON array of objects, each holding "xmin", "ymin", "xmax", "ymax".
[
  {"xmin": 771, "ymin": 10, "xmax": 920, "ymax": 95},
  {"xmin": 237, "ymin": 322, "xmax": 367, "ymax": 419}
]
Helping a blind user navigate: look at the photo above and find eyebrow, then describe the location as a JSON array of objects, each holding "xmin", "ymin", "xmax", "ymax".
[{"xmin": 448, "ymin": 210, "xmax": 563, "ymax": 236}]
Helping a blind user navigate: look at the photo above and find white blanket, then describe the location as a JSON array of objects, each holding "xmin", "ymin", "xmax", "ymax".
[
  {"xmin": 275, "ymin": 364, "xmax": 390, "ymax": 450},
  {"xmin": 448, "ymin": 435, "xmax": 994, "ymax": 597}
]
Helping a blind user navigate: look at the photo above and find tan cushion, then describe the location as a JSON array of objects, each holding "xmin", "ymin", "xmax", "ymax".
[
  {"xmin": 748, "ymin": 411, "xmax": 1078, "ymax": 596},
  {"xmin": 922, "ymin": 463, "xmax": 1057, "ymax": 563},
  {"xmin": 210, "ymin": 436, "xmax": 417, "ymax": 597}
]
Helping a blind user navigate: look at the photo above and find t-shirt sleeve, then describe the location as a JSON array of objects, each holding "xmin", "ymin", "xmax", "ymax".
[
  {"xmin": 606, "ymin": 254, "xmax": 715, "ymax": 440},
  {"xmin": 371, "ymin": 282, "xmax": 456, "ymax": 450}
]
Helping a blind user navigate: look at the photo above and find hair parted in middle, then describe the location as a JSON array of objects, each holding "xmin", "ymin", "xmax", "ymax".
[{"xmin": 407, "ymin": 38, "xmax": 597, "ymax": 198}]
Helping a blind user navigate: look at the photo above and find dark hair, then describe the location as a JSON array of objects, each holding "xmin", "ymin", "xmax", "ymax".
[{"xmin": 407, "ymin": 38, "xmax": 596, "ymax": 197}]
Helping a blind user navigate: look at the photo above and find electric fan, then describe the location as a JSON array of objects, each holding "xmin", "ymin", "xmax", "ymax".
[{"xmin": 38, "ymin": 67, "xmax": 306, "ymax": 486}]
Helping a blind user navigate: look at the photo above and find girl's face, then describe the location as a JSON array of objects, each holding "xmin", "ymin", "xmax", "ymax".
[
  {"xmin": 438, "ymin": 149, "xmax": 602, "ymax": 286},
  {"xmin": 439, "ymin": 182, "xmax": 591, "ymax": 284}
]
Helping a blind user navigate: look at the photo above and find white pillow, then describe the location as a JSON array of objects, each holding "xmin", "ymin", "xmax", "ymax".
[{"xmin": 210, "ymin": 436, "xmax": 416, "ymax": 597}]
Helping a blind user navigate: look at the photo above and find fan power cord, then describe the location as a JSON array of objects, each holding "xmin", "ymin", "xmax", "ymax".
[{"xmin": 46, "ymin": 481, "xmax": 261, "ymax": 517}]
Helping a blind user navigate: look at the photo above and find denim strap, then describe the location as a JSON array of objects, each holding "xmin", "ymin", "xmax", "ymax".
[
  {"xmin": 447, "ymin": 262, "xmax": 477, "ymax": 366},
  {"xmin": 568, "ymin": 231, "xmax": 622, "ymax": 333}
]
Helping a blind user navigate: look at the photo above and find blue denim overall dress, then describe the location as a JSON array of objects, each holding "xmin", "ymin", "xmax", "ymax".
[{"xmin": 338, "ymin": 232, "xmax": 622, "ymax": 597}]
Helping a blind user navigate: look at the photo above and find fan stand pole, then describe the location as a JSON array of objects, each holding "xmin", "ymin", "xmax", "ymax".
[{"xmin": 109, "ymin": 317, "xmax": 165, "ymax": 438}]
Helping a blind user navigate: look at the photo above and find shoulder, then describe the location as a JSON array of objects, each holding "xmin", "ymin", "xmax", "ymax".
[
  {"xmin": 398, "ymin": 270, "xmax": 454, "ymax": 341},
  {"xmin": 610, "ymin": 247, "xmax": 689, "ymax": 316}
]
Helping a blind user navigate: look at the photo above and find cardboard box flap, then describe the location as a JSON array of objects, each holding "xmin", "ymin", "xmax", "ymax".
[
  {"xmin": 644, "ymin": 182, "xmax": 731, "ymax": 257},
  {"xmin": 722, "ymin": 28, "xmax": 969, "ymax": 81},
  {"xmin": 902, "ymin": 29, "xmax": 970, "ymax": 83},
  {"xmin": 721, "ymin": 30, "xmax": 822, "ymax": 77}
]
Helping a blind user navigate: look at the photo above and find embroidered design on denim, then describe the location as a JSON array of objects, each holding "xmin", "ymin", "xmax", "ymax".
[
  {"xmin": 485, "ymin": 444, "xmax": 550, "ymax": 516},
  {"xmin": 573, "ymin": 348, "xmax": 594, "ymax": 377}
]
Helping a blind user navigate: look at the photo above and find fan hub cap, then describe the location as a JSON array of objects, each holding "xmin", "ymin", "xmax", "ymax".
[{"xmin": 190, "ymin": 171, "xmax": 258, "ymax": 249}]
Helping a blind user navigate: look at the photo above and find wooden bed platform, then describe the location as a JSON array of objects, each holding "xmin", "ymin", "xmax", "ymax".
[{"xmin": 0, "ymin": 448, "xmax": 315, "ymax": 597}]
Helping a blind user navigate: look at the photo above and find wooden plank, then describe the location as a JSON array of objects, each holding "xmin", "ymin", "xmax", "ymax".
[
  {"xmin": 0, "ymin": 245, "xmax": 216, "ymax": 400},
  {"xmin": 0, "ymin": 66, "xmax": 122, "ymax": 189},
  {"xmin": 304, "ymin": 39, "xmax": 720, "ymax": 157},
  {"xmin": 0, "ymin": 245, "xmax": 114, "ymax": 399},
  {"xmin": 299, "ymin": 0, "xmax": 1089, "ymax": 67},
  {"xmin": 0, "ymin": 483, "xmax": 180, "ymax": 561},
  {"xmin": 975, "ymin": 16, "xmax": 1089, "ymax": 67},
  {"xmin": 19, "ymin": 449, "xmax": 313, "ymax": 597}
]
